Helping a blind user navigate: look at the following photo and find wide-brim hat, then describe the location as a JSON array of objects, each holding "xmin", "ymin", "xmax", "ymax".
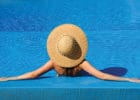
[{"xmin": 47, "ymin": 24, "xmax": 88, "ymax": 68}]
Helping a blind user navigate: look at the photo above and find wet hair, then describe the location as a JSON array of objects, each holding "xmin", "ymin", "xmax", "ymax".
[
  {"xmin": 54, "ymin": 64, "xmax": 82, "ymax": 76},
  {"xmin": 53, "ymin": 59, "xmax": 86, "ymax": 76}
]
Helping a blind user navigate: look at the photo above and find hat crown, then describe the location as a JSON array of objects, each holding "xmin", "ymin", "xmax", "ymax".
[{"xmin": 57, "ymin": 35, "xmax": 75, "ymax": 56}]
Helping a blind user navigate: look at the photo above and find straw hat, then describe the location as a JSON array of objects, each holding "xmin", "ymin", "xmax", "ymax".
[{"xmin": 47, "ymin": 24, "xmax": 88, "ymax": 68}]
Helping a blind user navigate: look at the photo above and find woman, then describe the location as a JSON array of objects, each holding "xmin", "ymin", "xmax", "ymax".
[{"xmin": 0, "ymin": 24, "xmax": 140, "ymax": 83}]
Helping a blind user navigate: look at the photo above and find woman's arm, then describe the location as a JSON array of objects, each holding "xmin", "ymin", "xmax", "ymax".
[
  {"xmin": 0, "ymin": 60, "xmax": 54, "ymax": 81},
  {"xmin": 79, "ymin": 60, "xmax": 140, "ymax": 83}
]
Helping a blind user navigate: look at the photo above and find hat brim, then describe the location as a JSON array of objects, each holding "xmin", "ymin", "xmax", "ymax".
[{"xmin": 47, "ymin": 24, "xmax": 88, "ymax": 68}]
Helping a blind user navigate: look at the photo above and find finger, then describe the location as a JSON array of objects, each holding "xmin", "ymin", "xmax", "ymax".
[
  {"xmin": 0, "ymin": 78, "xmax": 9, "ymax": 82},
  {"xmin": 0, "ymin": 79, "xmax": 9, "ymax": 82},
  {"xmin": 131, "ymin": 79, "xmax": 140, "ymax": 83}
]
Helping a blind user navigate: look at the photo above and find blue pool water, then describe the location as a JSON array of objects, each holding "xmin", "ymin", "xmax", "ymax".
[
  {"xmin": 0, "ymin": 0, "xmax": 140, "ymax": 100},
  {"xmin": 0, "ymin": 0, "xmax": 140, "ymax": 31}
]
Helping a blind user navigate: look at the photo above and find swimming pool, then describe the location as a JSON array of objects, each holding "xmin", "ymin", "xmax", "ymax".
[{"xmin": 0, "ymin": 0, "xmax": 140, "ymax": 100}]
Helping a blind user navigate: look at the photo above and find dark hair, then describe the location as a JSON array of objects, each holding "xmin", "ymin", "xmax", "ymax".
[{"xmin": 54, "ymin": 64, "xmax": 82, "ymax": 76}]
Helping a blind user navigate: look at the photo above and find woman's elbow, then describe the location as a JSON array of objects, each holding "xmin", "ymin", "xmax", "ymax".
[
  {"xmin": 96, "ymin": 74, "xmax": 108, "ymax": 80},
  {"xmin": 30, "ymin": 73, "xmax": 39, "ymax": 79},
  {"xmin": 26, "ymin": 72, "xmax": 39, "ymax": 79}
]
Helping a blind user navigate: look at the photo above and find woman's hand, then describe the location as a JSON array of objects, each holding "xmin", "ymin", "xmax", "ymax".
[
  {"xmin": 0, "ymin": 77, "xmax": 9, "ymax": 81},
  {"xmin": 127, "ymin": 78, "xmax": 140, "ymax": 83},
  {"xmin": 0, "ymin": 77, "xmax": 18, "ymax": 82},
  {"xmin": 0, "ymin": 72, "xmax": 38, "ymax": 82}
]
